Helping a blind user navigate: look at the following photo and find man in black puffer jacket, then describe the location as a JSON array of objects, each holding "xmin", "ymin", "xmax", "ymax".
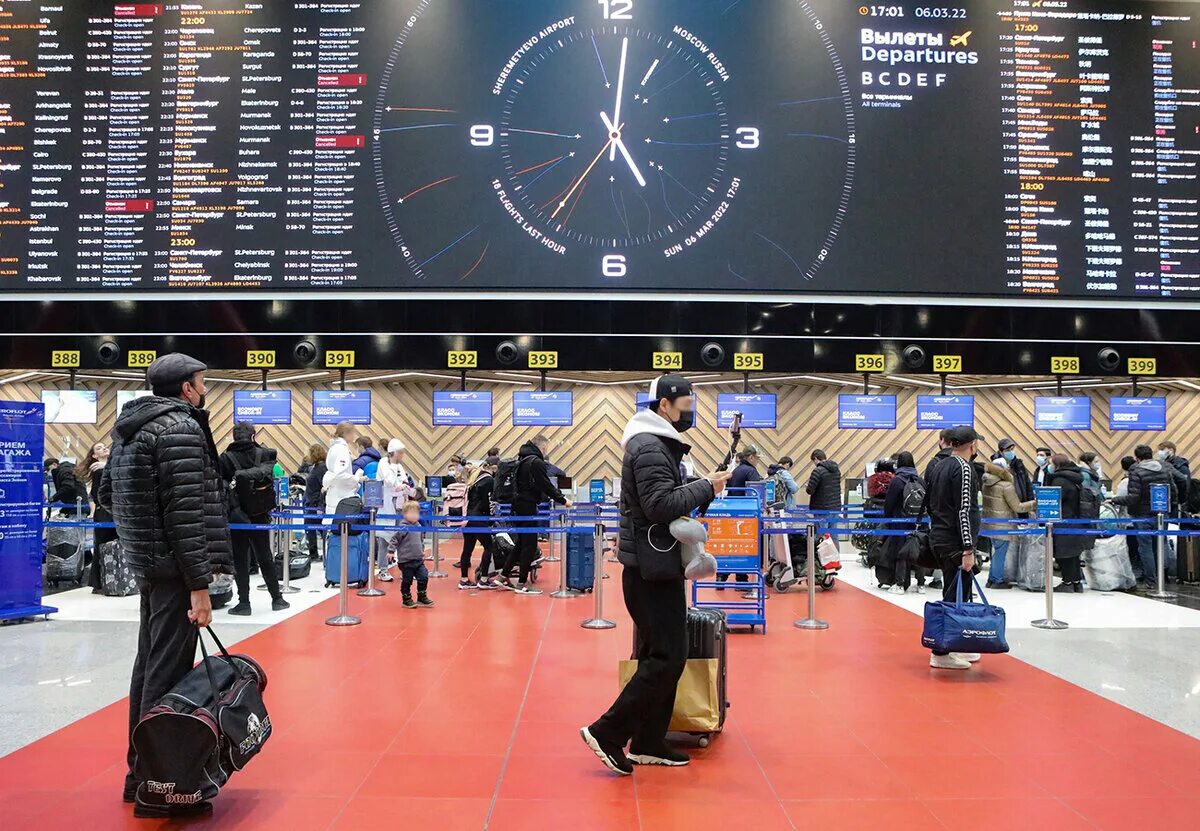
[
  {"xmin": 219, "ymin": 422, "xmax": 287, "ymax": 616},
  {"xmin": 582, "ymin": 375, "xmax": 729, "ymax": 776},
  {"xmin": 805, "ymin": 449, "xmax": 842, "ymax": 511},
  {"xmin": 98, "ymin": 353, "xmax": 232, "ymax": 819}
]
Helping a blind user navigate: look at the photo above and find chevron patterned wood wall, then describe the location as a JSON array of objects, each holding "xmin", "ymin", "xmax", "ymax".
[{"xmin": 10, "ymin": 378, "xmax": 1199, "ymax": 486}]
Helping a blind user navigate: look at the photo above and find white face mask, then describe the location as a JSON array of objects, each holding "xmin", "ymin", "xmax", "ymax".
[
  {"xmin": 1036, "ymin": 455, "xmax": 1047, "ymax": 467},
  {"xmin": 1156, "ymin": 450, "xmax": 1170, "ymax": 461}
]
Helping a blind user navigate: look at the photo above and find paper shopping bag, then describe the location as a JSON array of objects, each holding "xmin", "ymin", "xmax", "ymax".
[{"xmin": 619, "ymin": 658, "xmax": 720, "ymax": 733}]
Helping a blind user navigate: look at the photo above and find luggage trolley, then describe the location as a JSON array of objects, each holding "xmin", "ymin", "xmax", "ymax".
[{"xmin": 691, "ymin": 496, "xmax": 767, "ymax": 631}]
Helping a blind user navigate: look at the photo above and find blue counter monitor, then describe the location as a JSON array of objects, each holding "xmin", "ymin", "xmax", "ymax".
[
  {"xmin": 1110, "ymin": 397, "xmax": 1167, "ymax": 432},
  {"xmin": 716, "ymin": 394, "xmax": 776, "ymax": 429},
  {"xmin": 1034, "ymin": 397, "xmax": 1091, "ymax": 431},
  {"xmin": 40, "ymin": 390, "xmax": 97, "ymax": 425},
  {"xmin": 838, "ymin": 395, "xmax": 896, "ymax": 430},
  {"xmin": 233, "ymin": 390, "xmax": 291, "ymax": 425},
  {"xmin": 513, "ymin": 391, "xmax": 573, "ymax": 426},
  {"xmin": 433, "ymin": 391, "xmax": 493, "ymax": 426},
  {"xmin": 312, "ymin": 390, "xmax": 372, "ymax": 425},
  {"xmin": 916, "ymin": 395, "xmax": 975, "ymax": 430}
]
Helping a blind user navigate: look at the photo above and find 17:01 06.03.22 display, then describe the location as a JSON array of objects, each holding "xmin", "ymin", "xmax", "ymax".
[{"xmin": 371, "ymin": 0, "xmax": 856, "ymax": 292}]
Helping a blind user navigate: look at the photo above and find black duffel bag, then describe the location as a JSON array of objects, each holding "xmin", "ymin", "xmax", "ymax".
[
  {"xmin": 900, "ymin": 527, "xmax": 939, "ymax": 570},
  {"xmin": 131, "ymin": 627, "xmax": 271, "ymax": 815}
]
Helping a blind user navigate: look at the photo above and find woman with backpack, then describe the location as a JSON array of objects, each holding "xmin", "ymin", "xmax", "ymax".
[
  {"xmin": 1045, "ymin": 453, "xmax": 1090, "ymax": 593},
  {"xmin": 458, "ymin": 456, "xmax": 499, "ymax": 589},
  {"xmin": 880, "ymin": 451, "xmax": 926, "ymax": 594}
]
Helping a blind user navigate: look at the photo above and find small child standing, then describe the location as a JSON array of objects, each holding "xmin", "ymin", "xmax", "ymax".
[{"xmin": 391, "ymin": 501, "xmax": 434, "ymax": 609}]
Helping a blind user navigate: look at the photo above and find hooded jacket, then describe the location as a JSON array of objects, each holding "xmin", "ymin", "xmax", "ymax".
[
  {"xmin": 1114, "ymin": 459, "xmax": 1176, "ymax": 517},
  {"xmin": 49, "ymin": 462, "xmax": 88, "ymax": 515},
  {"xmin": 729, "ymin": 459, "xmax": 761, "ymax": 491},
  {"xmin": 1008, "ymin": 456, "xmax": 1034, "ymax": 503},
  {"xmin": 514, "ymin": 441, "xmax": 567, "ymax": 513},
  {"xmin": 805, "ymin": 459, "xmax": 842, "ymax": 511},
  {"xmin": 982, "ymin": 462, "xmax": 1035, "ymax": 521},
  {"xmin": 466, "ymin": 471, "xmax": 495, "ymax": 527},
  {"xmin": 617, "ymin": 409, "xmax": 715, "ymax": 580},
  {"xmin": 353, "ymin": 446, "xmax": 382, "ymax": 479},
  {"xmin": 218, "ymin": 439, "xmax": 278, "ymax": 524},
  {"xmin": 323, "ymin": 437, "xmax": 360, "ymax": 523},
  {"xmin": 97, "ymin": 396, "xmax": 233, "ymax": 589},
  {"xmin": 376, "ymin": 456, "xmax": 414, "ymax": 519},
  {"xmin": 1045, "ymin": 462, "xmax": 1091, "ymax": 561},
  {"xmin": 1163, "ymin": 453, "xmax": 1190, "ymax": 510}
]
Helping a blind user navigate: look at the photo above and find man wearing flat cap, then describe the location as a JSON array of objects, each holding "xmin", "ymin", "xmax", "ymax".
[{"xmin": 99, "ymin": 352, "xmax": 233, "ymax": 818}]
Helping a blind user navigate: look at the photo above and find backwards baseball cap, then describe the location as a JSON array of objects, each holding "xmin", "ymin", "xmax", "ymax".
[
  {"xmin": 998, "ymin": 437, "xmax": 1016, "ymax": 451},
  {"xmin": 146, "ymin": 352, "xmax": 206, "ymax": 388},
  {"xmin": 646, "ymin": 374, "xmax": 692, "ymax": 409},
  {"xmin": 387, "ymin": 439, "xmax": 406, "ymax": 454},
  {"xmin": 946, "ymin": 426, "xmax": 979, "ymax": 446}
]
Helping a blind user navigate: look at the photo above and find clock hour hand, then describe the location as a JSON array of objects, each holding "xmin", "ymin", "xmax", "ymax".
[{"xmin": 600, "ymin": 111, "xmax": 646, "ymax": 188}]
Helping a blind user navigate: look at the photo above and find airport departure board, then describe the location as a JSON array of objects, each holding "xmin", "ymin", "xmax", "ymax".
[{"xmin": 0, "ymin": 1, "xmax": 1197, "ymax": 299}]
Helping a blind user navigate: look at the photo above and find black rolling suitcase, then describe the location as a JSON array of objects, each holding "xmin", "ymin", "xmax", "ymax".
[{"xmin": 1178, "ymin": 536, "xmax": 1200, "ymax": 584}]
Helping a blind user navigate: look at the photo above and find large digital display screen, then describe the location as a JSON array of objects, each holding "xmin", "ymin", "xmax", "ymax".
[
  {"xmin": 513, "ymin": 392, "xmax": 574, "ymax": 426},
  {"xmin": 1034, "ymin": 397, "xmax": 1092, "ymax": 431},
  {"xmin": 916, "ymin": 395, "xmax": 975, "ymax": 430},
  {"xmin": 716, "ymin": 394, "xmax": 776, "ymax": 429},
  {"xmin": 233, "ymin": 391, "xmax": 292, "ymax": 425},
  {"xmin": 41, "ymin": 391, "xmax": 97, "ymax": 425},
  {"xmin": 1, "ymin": 1, "xmax": 1197, "ymax": 300},
  {"xmin": 312, "ymin": 391, "xmax": 372, "ymax": 425},
  {"xmin": 838, "ymin": 395, "xmax": 896, "ymax": 430},
  {"xmin": 1109, "ymin": 397, "xmax": 1168, "ymax": 431},
  {"xmin": 433, "ymin": 391, "xmax": 493, "ymax": 426}
]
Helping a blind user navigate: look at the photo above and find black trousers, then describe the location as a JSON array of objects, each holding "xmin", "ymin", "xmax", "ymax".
[
  {"xmin": 1059, "ymin": 555, "xmax": 1083, "ymax": 584},
  {"xmin": 503, "ymin": 517, "xmax": 540, "ymax": 584},
  {"xmin": 591, "ymin": 569, "xmax": 687, "ymax": 749},
  {"xmin": 931, "ymin": 547, "xmax": 972, "ymax": 656},
  {"xmin": 460, "ymin": 530, "xmax": 494, "ymax": 579},
  {"xmin": 232, "ymin": 529, "xmax": 280, "ymax": 604},
  {"xmin": 126, "ymin": 580, "xmax": 198, "ymax": 789}
]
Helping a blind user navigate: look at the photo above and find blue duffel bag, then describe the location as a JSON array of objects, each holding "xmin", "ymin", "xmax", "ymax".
[{"xmin": 921, "ymin": 572, "xmax": 1010, "ymax": 654}]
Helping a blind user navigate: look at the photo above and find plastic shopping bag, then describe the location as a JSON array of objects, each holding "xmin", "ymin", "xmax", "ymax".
[
  {"xmin": 1015, "ymin": 534, "xmax": 1046, "ymax": 591},
  {"xmin": 816, "ymin": 534, "xmax": 841, "ymax": 572},
  {"xmin": 1083, "ymin": 535, "xmax": 1136, "ymax": 592}
]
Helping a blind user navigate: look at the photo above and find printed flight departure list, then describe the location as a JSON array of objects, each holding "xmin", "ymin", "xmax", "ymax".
[{"xmin": 0, "ymin": 1, "xmax": 1196, "ymax": 299}]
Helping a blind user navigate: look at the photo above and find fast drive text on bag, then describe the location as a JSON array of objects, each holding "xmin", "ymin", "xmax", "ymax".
[
  {"xmin": 131, "ymin": 627, "xmax": 270, "ymax": 814},
  {"xmin": 921, "ymin": 572, "xmax": 1010, "ymax": 654}
]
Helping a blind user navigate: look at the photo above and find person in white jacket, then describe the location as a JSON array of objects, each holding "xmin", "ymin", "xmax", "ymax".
[
  {"xmin": 374, "ymin": 438, "xmax": 415, "ymax": 582},
  {"xmin": 323, "ymin": 421, "xmax": 363, "ymax": 526}
]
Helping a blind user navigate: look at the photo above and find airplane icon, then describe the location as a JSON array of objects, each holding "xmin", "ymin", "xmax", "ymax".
[{"xmin": 950, "ymin": 31, "xmax": 973, "ymax": 47}]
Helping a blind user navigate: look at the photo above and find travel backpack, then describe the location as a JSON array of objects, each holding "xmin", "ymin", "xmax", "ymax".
[
  {"xmin": 492, "ymin": 456, "xmax": 527, "ymax": 507},
  {"xmin": 443, "ymin": 481, "xmax": 468, "ymax": 527},
  {"xmin": 233, "ymin": 449, "xmax": 276, "ymax": 520},
  {"xmin": 769, "ymin": 471, "xmax": 790, "ymax": 510},
  {"xmin": 1187, "ymin": 478, "xmax": 1200, "ymax": 515},
  {"xmin": 901, "ymin": 477, "xmax": 926, "ymax": 517},
  {"xmin": 1078, "ymin": 472, "xmax": 1102, "ymax": 519}
]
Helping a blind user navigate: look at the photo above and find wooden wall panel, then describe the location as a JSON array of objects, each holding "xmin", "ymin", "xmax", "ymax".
[{"xmin": 8, "ymin": 379, "xmax": 1198, "ymax": 486}]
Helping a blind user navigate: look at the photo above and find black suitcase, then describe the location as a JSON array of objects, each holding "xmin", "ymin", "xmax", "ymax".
[
  {"xmin": 635, "ymin": 607, "xmax": 729, "ymax": 743},
  {"xmin": 1178, "ymin": 536, "xmax": 1200, "ymax": 584}
]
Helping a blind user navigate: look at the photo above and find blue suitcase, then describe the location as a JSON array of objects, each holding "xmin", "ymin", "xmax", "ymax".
[
  {"xmin": 566, "ymin": 529, "xmax": 595, "ymax": 592},
  {"xmin": 325, "ymin": 532, "xmax": 371, "ymax": 587}
]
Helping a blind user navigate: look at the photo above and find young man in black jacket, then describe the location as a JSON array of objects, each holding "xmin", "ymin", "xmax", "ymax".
[
  {"xmin": 924, "ymin": 425, "xmax": 983, "ymax": 671},
  {"xmin": 98, "ymin": 353, "xmax": 233, "ymax": 818},
  {"xmin": 1114, "ymin": 444, "xmax": 1178, "ymax": 587},
  {"xmin": 582, "ymin": 375, "xmax": 730, "ymax": 776},
  {"xmin": 805, "ymin": 450, "xmax": 842, "ymax": 511},
  {"xmin": 218, "ymin": 422, "xmax": 288, "ymax": 616},
  {"xmin": 500, "ymin": 434, "xmax": 571, "ymax": 594}
]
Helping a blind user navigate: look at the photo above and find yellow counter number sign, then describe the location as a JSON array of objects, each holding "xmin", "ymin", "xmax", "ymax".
[
  {"xmin": 653, "ymin": 352, "xmax": 683, "ymax": 371},
  {"xmin": 247, "ymin": 350, "xmax": 276, "ymax": 369},
  {"xmin": 51, "ymin": 350, "xmax": 80, "ymax": 369},
  {"xmin": 1128, "ymin": 357, "xmax": 1157, "ymax": 376},
  {"xmin": 128, "ymin": 350, "xmax": 156, "ymax": 369},
  {"xmin": 528, "ymin": 351, "xmax": 558, "ymax": 369},
  {"xmin": 448, "ymin": 350, "xmax": 478, "ymax": 369},
  {"xmin": 855, "ymin": 354, "xmax": 885, "ymax": 373},
  {"xmin": 1050, "ymin": 356, "xmax": 1080, "ymax": 375},
  {"xmin": 734, "ymin": 352, "xmax": 764, "ymax": 372},
  {"xmin": 933, "ymin": 354, "xmax": 963, "ymax": 374},
  {"xmin": 325, "ymin": 350, "xmax": 356, "ymax": 369}
]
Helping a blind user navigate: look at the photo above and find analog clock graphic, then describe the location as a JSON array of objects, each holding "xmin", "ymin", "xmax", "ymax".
[{"xmin": 373, "ymin": 0, "xmax": 855, "ymax": 291}]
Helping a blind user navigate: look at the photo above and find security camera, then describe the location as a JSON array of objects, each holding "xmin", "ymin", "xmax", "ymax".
[
  {"xmin": 294, "ymin": 341, "xmax": 318, "ymax": 365},
  {"xmin": 1097, "ymin": 347, "xmax": 1121, "ymax": 372},
  {"xmin": 902, "ymin": 344, "xmax": 926, "ymax": 369},
  {"xmin": 496, "ymin": 340, "xmax": 520, "ymax": 366},
  {"xmin": 701, "ymin": 342, "xmax": 725, "ymax": 368},
  {"xmin": 97, "ymin": 341, "xmax": 120, "ymax": 366}
]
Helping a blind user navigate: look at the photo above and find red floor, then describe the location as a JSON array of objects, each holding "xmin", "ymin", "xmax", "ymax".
[{"xmin": 3, "ymin": 559, "xmax": 1199, "ymax": 831}]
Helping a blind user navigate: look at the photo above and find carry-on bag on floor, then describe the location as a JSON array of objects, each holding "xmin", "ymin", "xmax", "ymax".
[
  {"xmin": 565, "ymin": 529, "xmax": 595, "ymax": 591},
  {"xmin": 1083, "ymin": 535, "xmax": 1137, "ymax": 592},
  {"xmin": 97, "ymin": 540, "xmax": 138, "ymax": 597},
  {"xmin": 324, "ymin": 531, "xmax": 370, "ymax": 587},
  {"xmin": 275, "ymin": 552, "xmax": 312, "ymax": 581},
  {"xmin": 1178, "ymin": 535, "xmax": 1200, "ymax": 584},
  {"xmin": 44, "ymin": 524, "xmax": 85, "ymax": 587},
  {"xmin": 1010, "ymin": 534, "xmax": 1046, "ymax": 591},
  {"xmin": 131, "ymin": 627, "xmax": 270, "ymax": 817},
  {"xmin": 209, "ymin": 574, "xmax": 234, "ymax": 610}
]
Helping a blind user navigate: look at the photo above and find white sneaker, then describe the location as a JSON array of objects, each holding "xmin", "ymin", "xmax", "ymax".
[
  {"xmin": 878, "ymin": 583, "xmax": 892, "ymax": 591},
  {"xmin": 915, "ymin": 584, "xmax": 926, "ymax": 595},
  {"xmin": 930, "ymin": 653, "xmax": 971, "ymax": 670},
  {"xmin": 377, "ymin": 570, "xmax": 394, "ymax": 583},
  {"xmin": 952, "ymin": 652, "xmax": 981, "ymax": 663},
  {"xmin": 887, "ymin": 585, "xmax": 906, "ymax": 595}
]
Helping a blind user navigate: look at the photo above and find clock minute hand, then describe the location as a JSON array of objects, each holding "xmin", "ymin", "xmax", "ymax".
[
  {"xmin": 600, "ymin": 111, "xmax": 646, "ymax": 188},
  {"xmin": 610, "ymin": 36, "xmax": 628, "ymax": 162}
]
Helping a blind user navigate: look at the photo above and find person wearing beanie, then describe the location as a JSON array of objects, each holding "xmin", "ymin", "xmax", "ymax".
[{"xmin": 581, "ymin": 374, "xmax": 731, "ymax": 776}]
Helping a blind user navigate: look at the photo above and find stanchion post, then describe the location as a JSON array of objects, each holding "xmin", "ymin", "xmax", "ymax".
[
  {"xmin": 429, "ymin": 514, "xmax": 447, "ymax": 578},
  {"xmin": 795, "ymin": 521, "xmax": 829, "ymax": 630},
  {"xmin": 550, "ymin": 515, "xmax": 577, "ymax": 598},
  {"xmin": 1032, "ymin": 520, "xmax": 1068, "ymax": 629},
  {"xmin": 1147, "ymin": 511, "xmax": 1177, "ymax": 600},
  {"xmin": 326, "ymin": 518, "xmax": 362, "ymax": 626},
  {"xmin": 581, "ymin": 521, "xmax": 616, "ymax": 629},
  {"xmin": 278, "ymin": 510, "xmax": 299, "ymax": 594},
  {"xmin": 545, "ymin": 510, "xmax": 562, "ymax": 562},
  {"xmin": 358, "ymin": 506, "xmax": 385, "ymax": 597}
]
